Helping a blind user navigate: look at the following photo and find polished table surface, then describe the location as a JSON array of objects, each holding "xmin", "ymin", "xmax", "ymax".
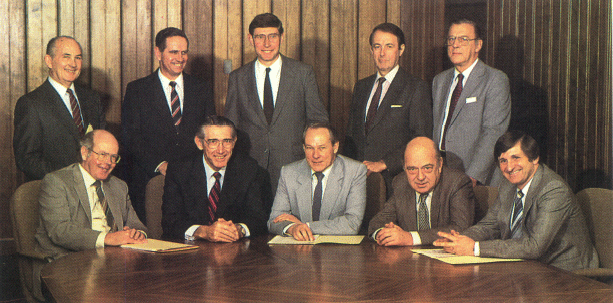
[{"xmin": 41, "ymin": 235, "xmax": 612, "ymax": 302}]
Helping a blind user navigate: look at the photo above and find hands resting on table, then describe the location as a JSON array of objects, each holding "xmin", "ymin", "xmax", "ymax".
[
  {"xmin": 104, "ymin": 226, "xmax": 148, "ymax": 246},
  {"xmin": 273, "ymin": 214, "xmax": 315, "ymax": 241}
]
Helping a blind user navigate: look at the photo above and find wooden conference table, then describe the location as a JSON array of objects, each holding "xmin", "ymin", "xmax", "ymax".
[{"xmin": 41, "ymin": 235, "xmax": 612, "ymax": 302}]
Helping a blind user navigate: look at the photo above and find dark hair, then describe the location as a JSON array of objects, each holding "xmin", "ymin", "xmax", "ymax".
[
  {"xmin": 249, "ymin": 13, "xmax": 284, "ymax": 36},
  {"xmin": 46, "ymin": 36, "xmax": 82, "ymax": 57},
  {"xmin": 449, "ymin": 19, "xmax": 482, "ymax": 40},
  {"xmin": 303, "ymin": 122, "xmax": 337, "ymax": 145},
  {"xmin": 155, "ymin": 27, "xmax": 189, "ymax": 52},
  {"xmin": 494, "ymin": 130, "xmax": 540, "ymax": 161},
  {"xmin": 369, "ymin": 23, "xmax": 405, "ymax": 47},
  {"xmin": 196, "ymin": 116, "xmax": 237, "ymax": 139}
]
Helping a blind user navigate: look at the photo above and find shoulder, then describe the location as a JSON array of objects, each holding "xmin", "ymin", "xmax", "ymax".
[
  {"xmin": 42, "ymin": 164, "xmax": 79, "ymax": 186},
  {"xmin": 281, "ymin": 55, "xmax": 313, "ymax": 72},
  {"xmin": 182, "ymin": 72, "xmax": 208, "ymax": 87},
  {"xmin": 336, "ymin": 155, "xmax": 367, "ymax": 175},
  {"xmin": 227, "ymin": 152, "xmax": 259, "ymax": 172},
  {"xmin": 531, "ymin": 164, "xmax": 572, "ymax": 196},
  {"xmin": 281, "ymin": 158, "xmax": 308, "ymax": 176},
  {"xmin": 355, "ymin": 74, "xmax": 377, "ymax": 87},
  {"xmin": 74, "ymin": 83, "xmax": 100, "ymax": 100},
  {"xmin": 433, "ymin": 67, "xmax": 454, "ymax": 83},
  {"xmin": 126, "ymin": 72, "xmax": 158, "ymax": 89},
  {"xmin": 229, "ymin": 60, "xmax": 256, "ymax": 77},
  {"xmin": 16, "ymin": 81, "xmax": 53, "ymax": 106},
  {"xmin": 476, "ymin": 61, "xmax": 509, "ymax": 82}
]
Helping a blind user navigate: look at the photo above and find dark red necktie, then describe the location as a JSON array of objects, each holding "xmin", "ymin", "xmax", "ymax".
[
  {"xmin": 208, "ymin": 172, "xmax": 221, "ymax": 222},
  {"xmin": 169, "ymin": 81, "xmax": 182, "ymax": 128},
  {"xmin": 67, "ymin": 88, "xmax": 84, "ymax": 135},
  {"xmin": 441, "ymin": 73, "xmax": 464, "ymax": 150},
  {"xmin": 365, "ymin": 77, "xmax": 386, "ymax": 133}
]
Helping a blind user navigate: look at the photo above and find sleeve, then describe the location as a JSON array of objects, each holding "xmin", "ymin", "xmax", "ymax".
[
  {"xmin": 224, "ymin": 72, "xmax": 240, "ymax": 125},
  {"xmin": 368, "ymin": 193, "xmax": 400, "ymax": 237},
  {"xmin": 13, "ymin": 96, "xmax": 54, "ymax": 180},
  {"xmin": 302, "ymin": 65, "xmax": 329, "ymax": 123},
  {"xmin": 267, "ymin": 167, "xmax": 295, "ymax": 235},
  {"xmin": 161, "ymin": 165, "xmax": 195, "ymax": 239},
  {"xmin": 119, "ymin": 180, "xmax": 148, "ymax": 232},
  {"xmin": 342, "ymin": 83, "xmax": 361, "ymax": 160},
  {"xmin": 237, "ymin": 166, "xmax": 273, "ymax": 236}
]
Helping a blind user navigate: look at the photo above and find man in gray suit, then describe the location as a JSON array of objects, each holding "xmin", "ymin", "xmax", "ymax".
[
  {"xmin": 434, "ymin": 131, "xmax": 598, "ymax": 272},
  {"xmin": 432, "ymin": 19, "xmax": 511, "ymax": 186},
  {"xmin": 369, "ymin": 137, "xmax": 475, "ymax": 246},
  {"xmin": 225, "ymin": 13, "xmax": 329, "ymax": 194},
  {"xmin": 268, "ymin": 123, "xmax": 366, "ymax": 241}
]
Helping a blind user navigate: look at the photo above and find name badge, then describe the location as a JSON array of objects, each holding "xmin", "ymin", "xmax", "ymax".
[{"xmin": 466, "ymin": 97, "xmax": 477, "ymax": 104}]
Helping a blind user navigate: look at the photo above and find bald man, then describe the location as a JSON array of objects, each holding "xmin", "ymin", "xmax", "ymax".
[{"xmin": 368, "ymin": 137, "xmax": 475, "ymax": 246}]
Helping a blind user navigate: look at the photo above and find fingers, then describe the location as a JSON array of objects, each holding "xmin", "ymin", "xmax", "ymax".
[
  {"xmin": 289, "ymin": 224, "xmax": 314, "ymax": 241},
  {"xmin": 209, "ymin": 221, "xmax": 239, "ymax": 242}
]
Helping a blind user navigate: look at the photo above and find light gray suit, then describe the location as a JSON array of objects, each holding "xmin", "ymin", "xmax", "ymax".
[
  {"xmin": 463, "ymin": 164, "xmax": 599, "ymax": 271},
  {"xmin": 432, "ymin": 60, "xmax": 510, "ymax": 185},
  {"xmin": 225, "ymin": 55, "xmax": 329, "ymax": 192},
  {"xmin": 268, "ymin": 155, "xmax": 367, "ymax": 235}
]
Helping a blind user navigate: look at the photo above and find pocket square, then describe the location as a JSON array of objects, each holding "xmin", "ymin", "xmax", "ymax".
[
  {"xmin": 391, "ymin": 104, "xmax": 403, "ymax": 108},
  {"xmin": 466, "ymin": 97, "xmax": 477, "ymax": 103}
]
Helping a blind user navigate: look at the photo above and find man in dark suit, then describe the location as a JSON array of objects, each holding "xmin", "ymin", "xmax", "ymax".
[
  {"xmin": 14, "ymin": 36, "xmax": 105, "ymax": 181},
  {"xmin": 368, "ymin": 137, "xmax": 475, "ymax": 246},
  {"xmin": 435, "ymin": 131, "xmax": 598, "ymax": 272},
  {"xmin": 162, "ymin": 116, "xmax": 272, "ymax": 242},
  {"xmin": 432, "ymin": 19, "xmax": 510, "ymax": 187},
  {"xmin": 225, "ymin": 13, "xmax": 329, "ymax": 194},
  {"xmin": 344, "ymin": 23, "xmax": 432, "ymax": 197},
  {"xmin": 121, "ymin": 27, "xmax": 215, "ymax": 223}
]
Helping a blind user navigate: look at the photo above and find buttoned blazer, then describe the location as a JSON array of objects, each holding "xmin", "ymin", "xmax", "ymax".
[
  {"xmin": 344, "ymin": 67, "xmax": 432, "ymax": 176},
  {"xmin": 161, "ymin": 153, "xmax": 273, "ymax": 240},
  {"xmin": 368, "ymin": 167, "xmax": 475, "ymax": 244},
  {"xmin": 268, "ymin": 155, "xmax": 367, "ymax": 235},
  {"xmin": 13, "ymin": 80, "xmax": 105, "ymax": 180},
  {"xmin": 463, "ymin": 164, "xmax": 599, "ymax": 271},
  {"xmin": 35, "ymin": 163, "xmax": 147, "ymax": 260},
  {"xmin": 432, "ymin": 60, "xmax": 511, "ymax": 185},
  {"xmin": 224, "ymin": 55, "xmax": 329, "ymax": 188}
]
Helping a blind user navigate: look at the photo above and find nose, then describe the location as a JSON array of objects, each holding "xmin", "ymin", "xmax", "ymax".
[{"xmin": 416, "ymin": 168, "xmax": 426, "ymax": 180}]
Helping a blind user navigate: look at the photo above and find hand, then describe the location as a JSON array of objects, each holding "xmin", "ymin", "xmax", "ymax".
[
  {"xmin": 433, "ymin": 230, "xmax": 475, "ymax": 256},
  {"xmin": 158, "ymin": 162, "xmax": 169, "ymax": 176},
  {"xmin": 375, "ymin": 222, "xmax": 413, "ymax": 246},
  {"xmin": 287, "ymin": 223, "xmax": 314, "ymax": 241},
  {"xmin": 363, "ymin": 160, "xmax": 387, "ymax": 175},
  {"xmin": 194, "ymin": 218, "xmax": 240, "ymax": 242},
  {"xmin": 273, "ymin": 213, "xmax": 302, "ymax": 224},
  {"xmin": 104, "ymin": 226, "xmax": 147, "ymax": 246}
]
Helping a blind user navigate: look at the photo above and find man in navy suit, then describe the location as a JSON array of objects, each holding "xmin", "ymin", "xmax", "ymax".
[{"xmin": 122, "ymin": 27, "xmax": 215, "ymax": 223}]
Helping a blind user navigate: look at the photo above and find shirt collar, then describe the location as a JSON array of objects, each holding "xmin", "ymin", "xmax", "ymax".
[
  {"xmin": 255, "ymin": 55, "xmax": 283, "ymax": 75},
  {"xmin": 454, "ymin": 58, "xmax": 479, "ymax": 80},
  {"xmin": 48, "ymin": 76, "xmax": 76, "ymax": 96},
  {"xmin": 202, "ymin": 155, "xmax": 227, "ymax": 179},
  {"xmin": 518, "ymin": 173, "xmax": 535, "ymax": 198},
  {"xmin": 78, "ymin": 164, "xmax": 98, "ymax": 188},
  {"xmin": 311, "ymin": 161, "xmax": 334, "ymax": 177},
  {"xmin": 377, "ymin": 64, "xmax": 400, "ymax": 83},
  {"xmin": 157, "ymin": 69, "xmax": 184, "ymax": 89}
]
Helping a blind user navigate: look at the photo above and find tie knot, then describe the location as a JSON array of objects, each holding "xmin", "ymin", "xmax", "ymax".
[
  {"xmin": 516, "ymin": 190, "xmax": 524, "ymax": 199},
  {"xmin": 169, "ymin": 81, "xmax": 177, "ymax": 88},
  {"xmin": 419, "ymin": 193, "xmax": 428, "ymax": 202},
  {"xmin": 93, "ymin": 180, "xmax": 101, "ymax": 189},
  {"xmin": 377, "ymin": 77, "xmax": 386, "ymax": 85},
  {"xmin": 213, "ymin": 172, "xmax": 221, "ymax": 180},
  {"xmin": 66, "ymin": 88, "xmax": 74, "ymax": 95},
  {"xmin": 315, "ymin": 172, "xmax": 324, "ymax": 182},
  {"xmin": 457, "ymin": 73, "xmax": 464, "ymax": 82},
  {"xmin": 265, "ymin": 67, "xmax": 271, "ymax": 75}
]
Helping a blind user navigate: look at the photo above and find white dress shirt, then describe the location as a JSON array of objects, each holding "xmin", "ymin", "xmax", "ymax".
[{"xmin": 255, "ymin": 57, "xmax": 282, "ymax": 108}]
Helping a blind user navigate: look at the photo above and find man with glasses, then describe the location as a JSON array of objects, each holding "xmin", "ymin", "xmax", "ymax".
[
  {"xmin": 225, "ymin": 13, "xmax": 328, "ymax": 195},
  {"xmin": 432, "ymin": 19, "xmax": 510, "ymax": 187},
  {"xmin": 162, "ymin": 116, "xmax": 272, "ymax": 242},
  {"xmin": 368, "ymin": 137, "xmax": 475, "ymax": 246}
]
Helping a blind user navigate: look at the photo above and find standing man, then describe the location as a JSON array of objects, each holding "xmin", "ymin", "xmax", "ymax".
[
  {"xmin": 225, "ymin": 13, "xmax": 329, "ymax": 194},
  {"xmin": 268, "ymin": 123, "xmax": 366, "ymax": 241},
  {"xmin": 432, "ymin": 19, "xmax": 510, "ymax": 186},
  {"xmin": 162, "ymin": 116, "xmax": 272, "ymax": 242},
  {"xmin": 122, "ymin": 27, "xmax": 215, "ymax": 223},
  {"xmin": 369, "ymin": 137, "xmax": 475, "ymax": 246},
  {"xmin": 345, "ymin": 23, "xmax": 432, "ymax": 196},
  {"xmin": 434, "ymin": 131, "xmax": 598, "ymax": 272},
  {"xmin": 14, "ymin": 36, "xmax": 105, "ymax": 181}
]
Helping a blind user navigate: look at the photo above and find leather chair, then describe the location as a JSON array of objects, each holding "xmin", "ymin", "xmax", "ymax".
[
  {"xmin": 473, "ymin": 185, "xmax": 498, "ymax": 224},
  {"xmin": 145, "ymin": 175, "xmax": 165, "ymax": 239},
  {"xmin": 574, "ymin": 188, "xmax": 613, "ymax": 281},
  {"xmin": 10, "ymin": 180, "xmax": 50, "ymax": 302},
  {"xmin": 359, "ymin": 172, "xmax": 386, "ymax": 235}
]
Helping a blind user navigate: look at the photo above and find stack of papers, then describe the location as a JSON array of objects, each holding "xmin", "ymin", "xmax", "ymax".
[
  {"xmin": 268, "ymin": 235, "xmax": 364, "ymax": 245},
  {"xmin": 121, "ymin": 239, "xmax": 199, "ymax": 252},
  {"xmin": 411, "ymin": 248, "xmax": 522, "ymax": 264}
]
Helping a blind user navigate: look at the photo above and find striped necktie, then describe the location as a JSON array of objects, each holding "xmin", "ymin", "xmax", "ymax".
[
  {"xmin": 510, "ymin": 190, "xmax": 524, "ymax": 239},
  {"xmin": 169, "ymin": 81, "xmax": 182, "ymax": 128}
]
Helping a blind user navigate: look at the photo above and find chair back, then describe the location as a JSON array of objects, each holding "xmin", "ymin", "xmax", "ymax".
[
  {"xmin": 360, "ymin": 172, "xmax": 386, "ymax": 235},
  {"xmin": 145, "ymin": 175, "xmax": 165, "ymax": 239},
  {"xmin": 10, "ymin": 180, "xmax": 45, "ymax": 258},
  {"xmin": 473, "ymin": 185, "xmax": 498, "ymax": 224},
  {"xmin": 576, "ymin": 188, "xmax": 613, "ymax": 269}
]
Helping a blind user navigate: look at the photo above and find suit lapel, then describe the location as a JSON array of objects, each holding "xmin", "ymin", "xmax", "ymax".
[
  {"xmin": 217, "ymin": 156, "xmax": 240, "ymax": 217},
  {"xmin": 358, "ymin": 74, "xmax": 377, "ymax": 134},
  {"xmin": 45, "ymin": 81, "xmax": 82, "ymax": 142},
  {"xmin": 272, "ymin": 56, "xmax": 294, "ymax": 126},
  {"xmin": 500, "ymin": 183, "xmax": 517, "ymax": 239},
  {"xmin": 368, "ymin": 69, "xmax": 407, "ymax": 132},
  {"xmin": 190, "ymin": 158, "xmax": 211, "ymax": 221},
  {"xmin": 151, "ymin": 72, "xmax": 177, "ymax": 132},
  {"xmin": 296, "ymin": 161, "xmax": 314, "ymax": 221},
  {"xmin": 449, "ymin": 61, "xmax": 485, "ymax": 124},
  {"xmin": 398, "ymin": 179, "xmax": 418, "ymax": 230},
  {"xmin": 435, "ymin": 70, "xmax": 454, "ymax": 132},
  {"xmin": 319, "ymin": 157, "xmax": 344, "ymax": 220},
  {"xmin": 72, "ymin": 164, "xmax": 93, "ymax": 224},
  {"xmin": 240, "ymin": 62, "xmax": 268, "ymax": 127},
  {"xmin": 521, "ymin": 165, "xmax": 543, "ymax": 227}
]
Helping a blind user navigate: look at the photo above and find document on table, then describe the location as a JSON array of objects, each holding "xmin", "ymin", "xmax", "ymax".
[
  {"xmin": 268, "ymin": 235, "xmax": 364, "ymax": 245},
  {"xmin": 411, "ymin": 249, "xmax": 523, "ymax": 265},
  {"xmin": 121, "ymin": 239, "xmax": 199, "ymax": 252}
]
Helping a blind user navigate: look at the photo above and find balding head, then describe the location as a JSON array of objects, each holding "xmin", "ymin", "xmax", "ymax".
[
  {"xmin": 80, "ymin": 130, "xmax": 120, "ymax": 181},
  {"xmin": 403, "ymin": 137, "xmax": 443, "ymax": 194}
]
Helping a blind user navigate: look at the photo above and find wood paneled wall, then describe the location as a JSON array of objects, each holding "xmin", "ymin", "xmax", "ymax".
[{"xmin": 0, "ymin": 0, "xmax": 610, "ymax": 238}]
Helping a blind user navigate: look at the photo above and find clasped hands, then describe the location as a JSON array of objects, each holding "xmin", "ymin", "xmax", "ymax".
[
  {"xmin": 273, "ymin": 214, "xmax": 314, "ymax": 241},
  {"xmin": 375, "ymin": 222, "xmax": 413, "ymax": 246},
  {"xmin": 104, "ymin": 226, "xmax": 147, "ymax": 246},
  {"xmin": 433, "ymin": 230, "xmax": 475, "ymax": 256},
  {"xmin": 194, "ymin": 218, "xmax": 245, "ymax": 242}
]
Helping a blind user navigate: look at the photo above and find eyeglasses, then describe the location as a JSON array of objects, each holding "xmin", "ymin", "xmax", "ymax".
[
  {"xmin": 446, "ymin": 36, "xmax": 479, "ymax": 46},
  {"xmin": 253, "ymin": 33, "xmax": 280, "ymax": 43},
  {"xmin": 204, "ymin": 138, "xmax": 235, "ymax": 149},
  {"xmin": 88, "ymin": 149, "xmax": 121, "ymax": 164},
  {"xmin": 405, "ymin": 165, "xmax": 435, "ymax": 175}
]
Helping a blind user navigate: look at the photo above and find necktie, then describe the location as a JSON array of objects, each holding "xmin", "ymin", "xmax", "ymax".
[
  {"xmin": 208, "ymin": 172, "xmax": 221, "ymax": 222},
  {"xmin": 67, "ymin": 88, "xmax": 84, "ymax": 136},
  {"xmin": 365, "ymin": 77, "xmax": 386, "ymax": 133},
  {"xmin": 263, "ymin": 67, "xmax": 274, "ymax": 124},
  {"xmin": 93, "ymin": 180, "xmax": 116, "ymax": 232},
  {"xmin": 441, "ymin": 73, "xmax": 464, "ymax": 150},
  {"xmin": 312, "ymin": 172, "xmax": 324, "ymax": 221},
  {"xmin": 417, "ymin": 193, "xmax": 430, "ymax": 230},
  {"xmin": 169, "ymin": 81, "xmax": 182, "ymax": 128},
  {"xmin": 510, "ymin": 190, "xmax": 525, "ymax": 239}
]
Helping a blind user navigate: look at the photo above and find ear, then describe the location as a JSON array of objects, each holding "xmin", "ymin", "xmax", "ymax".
[
  {"xmin": 399, "ymin": 44, "xmax": 405, "ymax": 57},
  {"xmin": 44, "ymin": 54, "xmax": 53, "ymax": 69},
  {"xmin": 80, "ymin": 146, "xmax": 89, "ymax": 162},
  {"xmin": 333, "ymin": 141, "xmax": 339, "ymax": 154},
  {"xmin": 154, "ymin": 46, "xmax": 162, "ymax": 61},
  {"xmin": 279, "ymin": 33, "xmax": 284, "ymax": 45},
  {"xmin": 248, "ymin": 34, "xmax": 255, "ymax": 47},
  {"xmin": 475, "ymin": 39, "xmax": 483, "ymax": 53},
  {"xmin": 532, "ymin": 156, "xmax": 540, "ymax": 165},
  {"xmin": 194, "ymin": 137, "xmax": 204, "ymax": 150}
]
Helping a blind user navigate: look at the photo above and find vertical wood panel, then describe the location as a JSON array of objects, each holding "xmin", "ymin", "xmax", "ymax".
[
  {"xmin": 357, "ymin": 0, "xmax": 386, "ymax": 79},
  {"xmin": 302, "ymin": 1, "xmax": 329, "ymax": 110},
  {"xmin": 274, "ymin": 0, "xmax": 301, "ymax": 60},
  {"xmin": 242, "ymin": 0, "xmax": 271, "ymax": 65}
]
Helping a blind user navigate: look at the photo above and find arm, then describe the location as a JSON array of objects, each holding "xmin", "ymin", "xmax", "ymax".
[
  {"xmin": 161, "ymin": 166, "xmax": 196, "ymax": 239},
  {"xmin": 236, "ymin": 166, "xmax": 273, "ymax": 236},
  {"xmin": 267, "ymin": 167, "xmax": 295, "ymax": 235},
  {"xmin": 224, "ymin": 72, "xmax": 240, "ymax": 125},
  {"xmin": 13, "ymin": 96, "xmax": 53, "ymax": 180},
  {"xmin": 302, "ymin": 65, "xmax": 329, "ymax": 123}
]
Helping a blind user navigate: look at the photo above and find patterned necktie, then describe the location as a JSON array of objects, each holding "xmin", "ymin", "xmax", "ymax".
[
  {"xmin": 441, "ymin": 73, "xmax": 464, "ymax": 150},
  {"xmin": 510, "ymin": 190, "xmax": 525, "ymax": 239},
  {"xmin": 208, "ymin": 172, "xmax": 221, "ymax": 222},
  {"xmin": 365, "ymin": 77, "xmax": 386, "ymax": 133},
  {"xmin": 67, "ymin": 88, "xmax": 84, "ymax": 136},
  {"xmin": 417, "ymin": 193, "xmax": 430, "ymax": 230},
  {"xmin": 94, "ymin": 180, "xmax": 116, "ymax": 232},
  {"xmin": 263, "ymin": 67, "xmax": 274, "ymax": 124},
  {"xmin": 312, "ymin": 172, "xmax": 324, "ymax": 221},
  {"xmin": 169, "ymin": 81, "xmax": 182, "ymax": 128}
]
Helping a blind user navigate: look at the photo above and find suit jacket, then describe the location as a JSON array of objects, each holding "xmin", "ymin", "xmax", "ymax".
[
  {"xmin": 225, "ymin": 55, "xmax": 329, "ymax": 191},
  {"xmin": 35, "ymin": 163, "xmax": 147, "ymax": 260},
  {"xmin": 268, "ymin": 155, "xmax": 367, "ymax": 235},
  {"xmin": 13, "ymin": 79, "xmax": 105, "ymax": 180},
  {"xmin": 432, "ymin": 60, "xmax": 511, "ymax": 185},
  {"xmin": 344, "ymin": 67, "xmax": 432, "ymax": 177},
  {"xmin": 162, "ymin": 153, "xmax": 273, "ymax": 240},
  {"xmin": 368, "ymin": 167, "xmax": 475, "ymax": 244},
  {"xmin": 463, "ymin": 164, "xmax": 599, "ymax": 271}
]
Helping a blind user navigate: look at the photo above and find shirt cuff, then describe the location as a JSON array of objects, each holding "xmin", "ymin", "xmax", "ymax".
[
  {"xmin": 185, "ymin": 225, "xmax": 201, "ymax": 240},
  {"xmin": 371, "ymin": 228, "xmax": 383, "ymax": 240},
  {"xmin": 96, "ymin": 232, "xmax": 107, "ymax": 248},
  {"xmin": 474, "ymin": 241, "xmax": 480, "ymax": 256},
  {"xmin": 238, "ymin": 223, "xmax": 250, "ymax": 238},
  {"xmin": 410, "ymin": 231, "xmax": 422, "ymax": 246},
  {"xmin": 282, "ymin": 223, "xmax": 296, "ymax": 236},
  {"xmin": 154, "ymin": 161, "xmax": 167, "ymax": 173}
]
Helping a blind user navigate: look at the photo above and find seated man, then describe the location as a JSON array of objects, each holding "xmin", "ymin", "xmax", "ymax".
[
  {"xmin": 268, "ymin": 122, "xmax": 367, "ymax": 241},
  {"xmin": 434, "ymin": 131, "xmax": 599, "ymax": 271},
  {"xmin": 162, "ymin": 116, "xmax": 272, "ymax": 242},
  {"xmin": 369, "ymin": 137, "xmax": 475, "ymax": 246}
]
